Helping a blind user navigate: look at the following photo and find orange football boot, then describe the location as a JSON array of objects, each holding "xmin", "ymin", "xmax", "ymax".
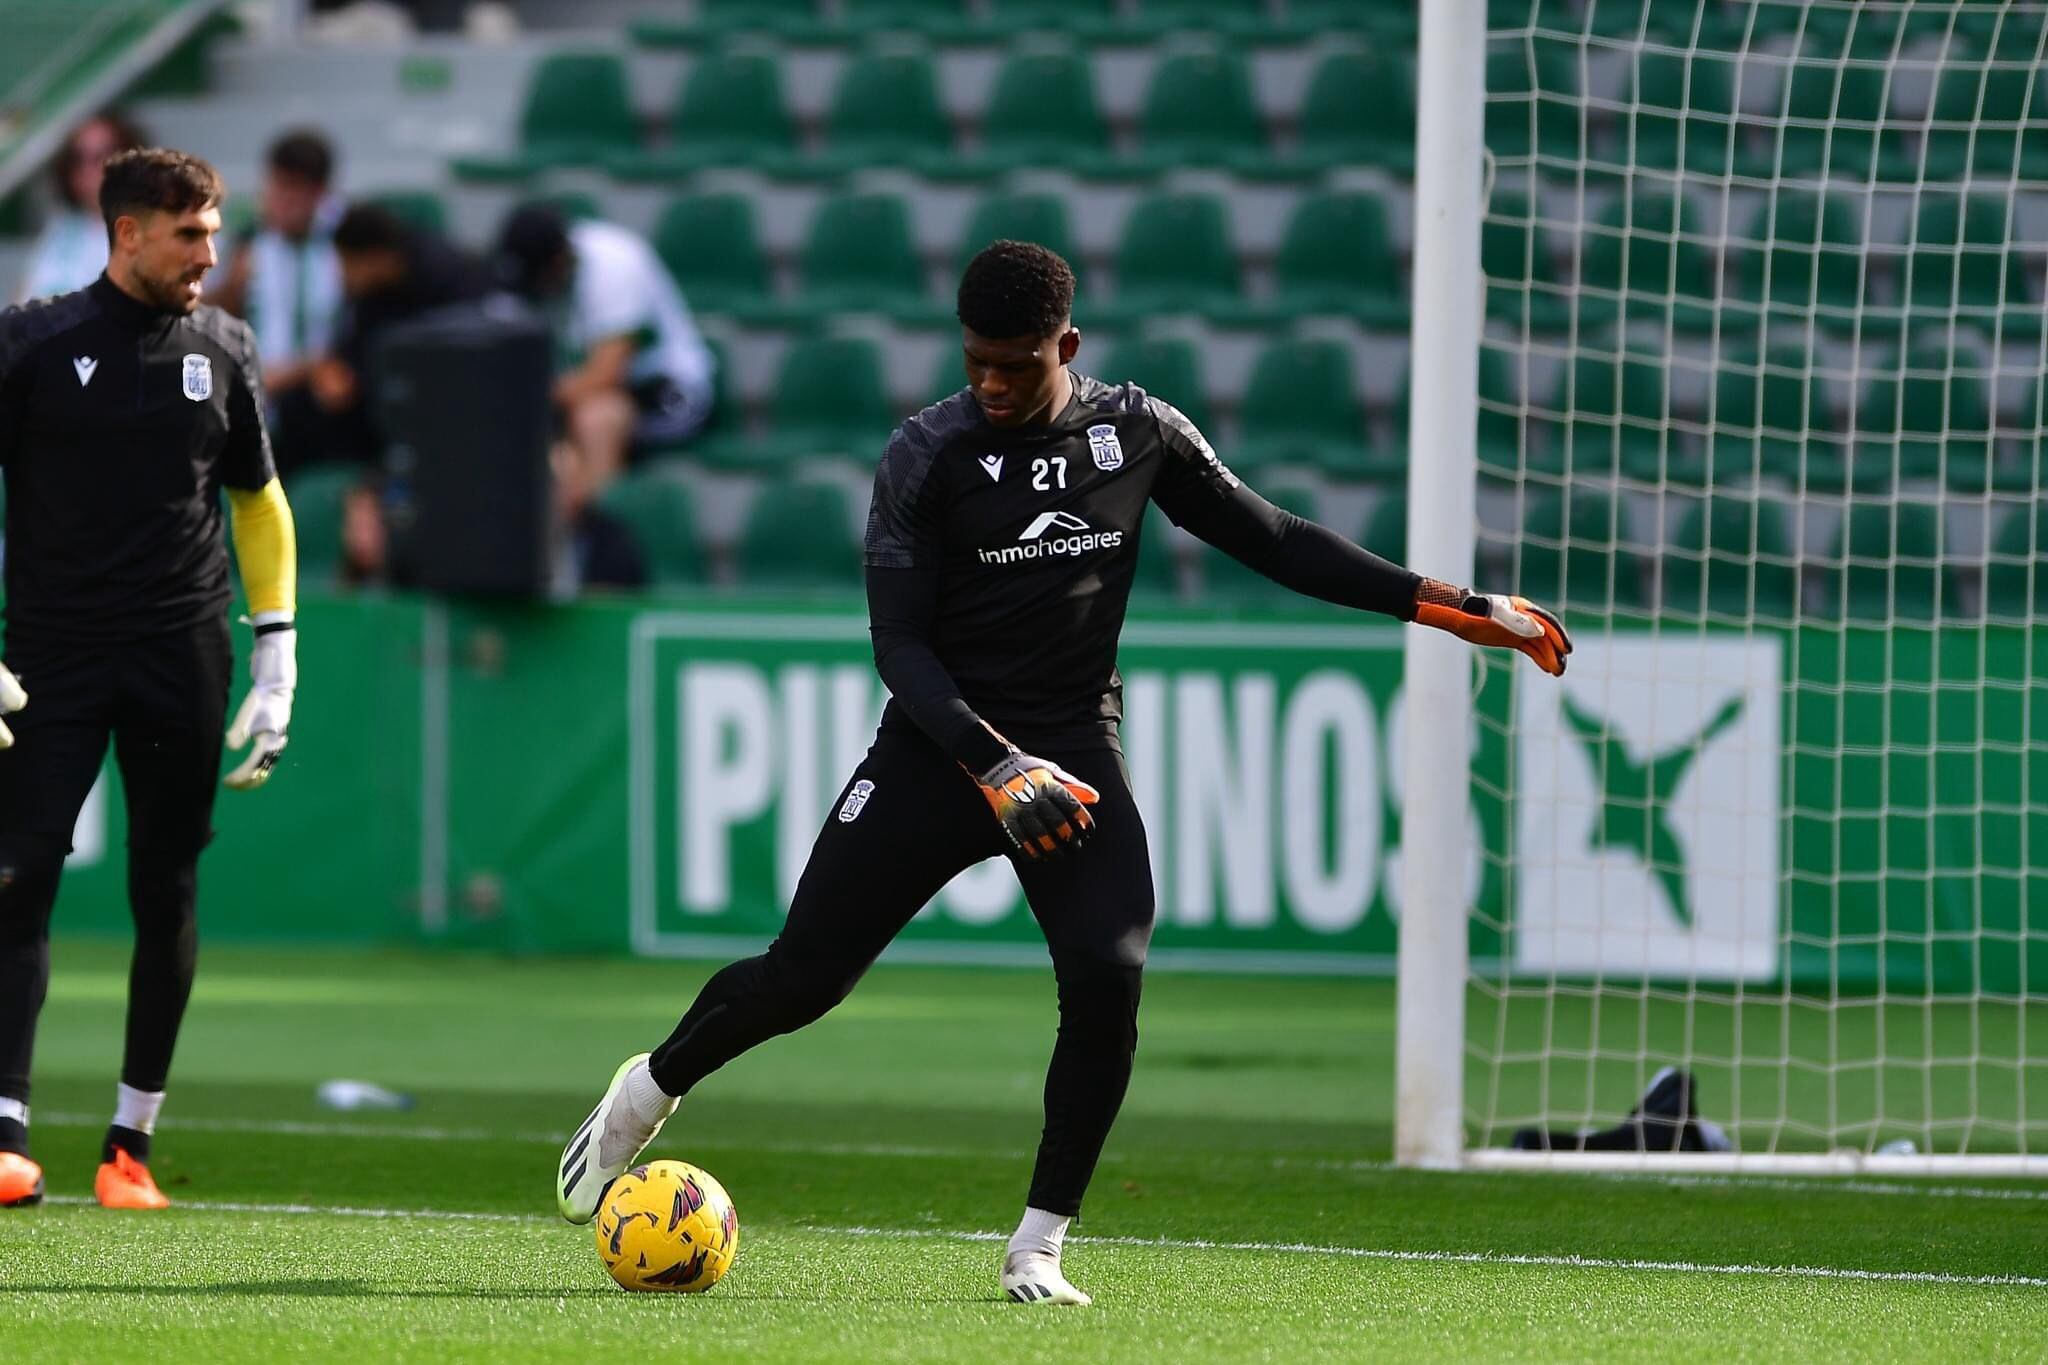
[
  {"xmin": 95, "ymin": 1147, "xmax": 170, "ymax": 1209},
  {"xmin": 0, "ymin": 1150, "xmax": 43, "ymax": 1206}
]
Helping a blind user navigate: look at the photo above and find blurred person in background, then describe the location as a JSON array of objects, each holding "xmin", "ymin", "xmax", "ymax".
[
  {"xmin": 318, "ymin": 203, "xmax": 493, "ymax": 585},
  {"xmin": 316, "ymin": 201, "xmax": 493, "ymax": 452},
  {"xmin": 494, "ymin": 204, "xmax": 716, "ymax": 493},
  {"xmin": 208, "ymin": 130, "xmax": 344, "ymax": 475},
  {"xmin": 548, "ymin": 438, "xmax": 646, "ymax": 595},
  {"xmin": 17, "ymin": 113, "xmax": 147, "ymax": 302}
]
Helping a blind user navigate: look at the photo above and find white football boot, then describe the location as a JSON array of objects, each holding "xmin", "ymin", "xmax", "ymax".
[
  {"xmin": 1001, "ymin": 1250, "xmax": 1092, "ymax": 1306},
  {"xmin": 556, "ymin": 1053, "xmax": 677, "ymax": 1224}
]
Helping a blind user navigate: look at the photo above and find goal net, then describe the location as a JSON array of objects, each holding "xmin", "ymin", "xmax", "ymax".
[{"xmin": 1400, "ymin": 0, "xmax": 2047, "ymax": 1173}]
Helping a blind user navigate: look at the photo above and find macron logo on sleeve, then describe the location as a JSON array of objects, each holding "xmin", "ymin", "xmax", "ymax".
[{"xmin": 72, "ymin": 356, "xmax": 97, "ymax": 387}]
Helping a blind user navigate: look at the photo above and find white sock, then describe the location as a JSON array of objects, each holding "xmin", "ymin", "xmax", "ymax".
[
  {"xmin": 622, "ymin": 1059, "xmax": 674, "ymax": 1124},
  {"xmin": 0, "ymin": 1097, "xmax": 26, "ymax": 1127},
  {"xmin": 1007, "ymin": 1207, "xmax": 1070, "ymax": 1262},
  {"xmin": 113, "ymin": 1084, "xmax": 165, "ymax": 1135}
]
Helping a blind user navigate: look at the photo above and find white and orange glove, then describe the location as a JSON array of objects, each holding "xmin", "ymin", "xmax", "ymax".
[
  {"xmin": 974, "ymin": 746, "xmax": 1101, "ymax": 861},
  {"xmin": 224, "ymin": 625, "xmax": 296, "ymax": 790},
  {"xmin": 0, "ymin": 661, "xmax": 24, "ymax": 748},
  {"xmin": 1413, "ymin": 579, "xmax": 1573, "ymax": 676}
]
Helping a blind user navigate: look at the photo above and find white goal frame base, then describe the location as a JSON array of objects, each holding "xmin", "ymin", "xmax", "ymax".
[{"xmin": 1464, "ymin": 1152, "xmax": 2048, "ymax": 1178}]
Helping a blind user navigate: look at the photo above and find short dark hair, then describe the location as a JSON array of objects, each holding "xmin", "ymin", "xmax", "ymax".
[
  {"xmin": 331, "ymin": 202, "xmax": 410, "ymax": 256},
  {"xmin": 99, "ymin": 147, "xmax": 224, "ymax": 236},
  {"xmin": 267, "ymin": 128, "xmax": 334, "ymax": 186},
  {"xmin": 494, "ymin": 202, "xmax": 573, "ymax": 297},
  {"xmin": 956, "ymin": 240, "xmax": 1076, "ymax": 340}
]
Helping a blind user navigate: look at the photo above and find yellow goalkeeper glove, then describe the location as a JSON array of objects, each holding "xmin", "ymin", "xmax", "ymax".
[{"xmin": 1413, "ymin": 580, "xmax": 1574, "ymax": 676}]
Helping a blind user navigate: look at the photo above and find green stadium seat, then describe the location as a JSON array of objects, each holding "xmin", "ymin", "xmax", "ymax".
[
  {"xmin": 2005, "ymin": 377, "xmax": 2048, "ymax": 495},
  {"xmin": 1848, "ymin": 341, "xmax": 1995, "ymax": 494},
  {"xmin": 1482, "ymin": 190, "xmax": 1571, "ymax": 333},
  {"xmin": 1484, "ymin": 35, "xmax": 1582, "ymax": 165},
  {"xmin": 1284, "ymin": 51, "xmax": 1416, "ymax": 175},
  {"xmin": 630, "ymin": 0, "xmax": 818, "ymax": 47},
  {"xmin": 1093, "ymin": 336, "xmax": 1212, "ymax": 435},
  {"xmin": 1545, "ymin": 349, "xmax": 1674, "ymax": 480},
  {"xmin": 819, "ymin": 52, "xmax": 953, "ymax": 174},
  {"xmin": 840, "ymin": 0, "xmax": 977, "ymax": 41},
  {"xmin": 1201, "ymin": 483, "xmax": 1323, "ymax": 604},
  {"xmin": 1362, "ymin": 490, "xmax": 1407, "ymax": 566},
  {"xmin": 1813, "ymin": 500, "xmax": 1964, "ymax": 624},
  {"xmin": 615, "ymin": 52, "xmax": 794, "ymax": 178},
  {"xmin": 1739, "ymin": 39, "xmax": 1886, "ymax": 180},
  {"xmin": 1515, "ymin": 487, "xmax": 1649, "ymax": 614},
  {"xmin": 982, "ymin": 0, "xmax": 1124, "ymax": 40},
  {"xmin": 1264, "ymin": 191, "xmax": 1406, "ymax": 328},
  {"xmin": 1127, "ymin": 52, "xmax": 1268, "ymax": 174},
  {"xmin": 650, "ymin": 194, "xmax": 771, "ymax": 319},
  {"xmin": 1885, "ymin": 56, "xmax": 2047, "ymax": 181},
  {"xmin": 952, "ymin": 53, "xmax": 1110, "ymax": 177},
  {"xmin": 1584, "ymin": 0, "xmax": 1726, "ymax": 40},
  {"xmin": 1704, "ymin": 345, "xmax": 1836, "ymax": 489},
  {"xmin": 954, "ymin": 193, "xmax": 1078, "ymax": 278},
  {"xmin": 1728, "ymin": 191, "xmax": 1867, "ymax": 335},
  {"xmin": 1891, "ymin": 194, "xmax": 2040, "ymax": 340},
  {"xmin": 451, "ymin": 52, "xmax": 640, "ymax": 181},
  {"xmin": 702, "ymin": 337, "xmax": 897, "ymax": 471},
  {"xmin": 360, "ymin": 189, "xmax": 446, "ymax": 235},
  {"xmin": 795, "ymin": 193, "xmax": 942, "ymax": 325},
  {"xmin": 736, "ymin": 480, "xmax": 863, "ymax": 590},
  {"xmin": 1402, "ymin": 346, "xmax": 1530, "ymax": 481},
  {"xmin": 282, "ymin": 463, "xmax": 360, "ymax": 587},
  {"xmin": 1984, "ymin": 501, "xmax": 2048, "ymax": 621},
  {"xmin": 1662, "ymin": 494, "xmax": 1801, "ymax": 626},
  {"xmin": 1131, "ymin": 0, "xmax": 1274, "ymax": 40},
  {"xmin": 1102, "ymin": 193, "xmax": 1241, "ymax": 323},
  {"xmin": 1575, "ymin": 180, "xmax": 1717, "ymax": 334},
  {"xmin": 1623, "ymin": 48, "xmax": 1739, "ymax": 177},
  {"xmin": 597, "ymin": 469, "xmax": 705, "ymax": 587},
  {"xmin": 1235, "ymin": 339, "xmax": 1377, "ymax": 479}
]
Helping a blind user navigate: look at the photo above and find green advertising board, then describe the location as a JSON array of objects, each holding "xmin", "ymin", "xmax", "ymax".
[{"xmin": 38, "ymin": 592, "xmax": 2046, "ymax": 991}]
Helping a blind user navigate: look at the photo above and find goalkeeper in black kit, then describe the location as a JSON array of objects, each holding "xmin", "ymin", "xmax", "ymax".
[
  {"xmin": 557, "ymin": 242, "xmax": 1570, "ymax": 1304},
  {"xmin": 0, "ymin": 149, "xmax": 297, "ymax": 1212}
]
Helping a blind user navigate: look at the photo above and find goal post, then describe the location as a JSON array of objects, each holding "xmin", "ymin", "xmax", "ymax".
[{"xmin": 1396, "ymin": 0, "xmax": 2048, "ymax": 1175}]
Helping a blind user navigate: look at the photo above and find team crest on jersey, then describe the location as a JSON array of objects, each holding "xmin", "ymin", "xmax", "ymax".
[
  {"xmin": 1086, "ymin": 423, "xmax": 1124, "ymax": 471},
  {"xmin": 838, "ymin": 779, "xmax": 876, "ymax": 823},
  {"xmin": 181, "ymin": 354, "xmax": 213, "ymax": 402}
]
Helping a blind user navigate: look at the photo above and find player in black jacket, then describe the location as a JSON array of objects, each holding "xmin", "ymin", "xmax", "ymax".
[
  {"xmin": 0, "ymin": 149, "xmax": 299, "ymax": 1211},
  {"xmin": 556, "ymin": 243, "xmax": 1571, "ymax": 1303}
]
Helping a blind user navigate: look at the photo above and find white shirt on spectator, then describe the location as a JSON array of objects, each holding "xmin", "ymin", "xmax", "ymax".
[
  {"xmin": 566, "ymin": 219, "xmax": 714, "ymax": 409},
  {"xmin": 244, "ymin": 199, "xmax": 345, "ymax": 369}
]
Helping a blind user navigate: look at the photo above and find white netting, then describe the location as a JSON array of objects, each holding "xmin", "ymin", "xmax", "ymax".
[{"xmin": 1462, "ymin": 0, "xmax": 2045, "ymax": 1161}]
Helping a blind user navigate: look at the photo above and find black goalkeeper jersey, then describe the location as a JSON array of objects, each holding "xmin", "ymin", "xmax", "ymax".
[
  {"xmin": 864, "ymin": 373, "xmax": 1419, "ymax": 767},
  {"xmin": 0, "ymin": 275, "xmax": 275, "ymax": 643}
]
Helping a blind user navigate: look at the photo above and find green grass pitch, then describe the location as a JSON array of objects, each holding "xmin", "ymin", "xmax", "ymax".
[{"xmin": 3, "ymin": 939, "xmax": 2044, "ymax": 1363}]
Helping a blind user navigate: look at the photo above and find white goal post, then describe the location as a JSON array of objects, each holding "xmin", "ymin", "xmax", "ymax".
[{"xmin": 1397, "ymin": 0, "xmax": 2047, "ymax": 1176}]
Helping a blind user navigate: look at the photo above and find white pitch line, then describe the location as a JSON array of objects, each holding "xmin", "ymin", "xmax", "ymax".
[
  {"xmin": 29, "ymin": 1199, "xmax": 2043, "ymax": 1290},
  {"xmin": 36, "ymin": 1113, "xmax": 2048, "ymax": 1204},
  {"xmin": 822, "ymin": 1226, "xmax": 2048, "ymax": 1290}
]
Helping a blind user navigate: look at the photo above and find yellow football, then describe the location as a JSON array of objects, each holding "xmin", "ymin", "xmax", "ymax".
[{"xmin": 593, "ymin": 1159, "xmax": 739, "ymax": 1293}]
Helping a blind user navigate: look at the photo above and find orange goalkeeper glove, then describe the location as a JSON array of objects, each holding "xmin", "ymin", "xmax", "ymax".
[
  {"xmin": 974, "ymin": 746, "xmax": 1101, "ymax": 861},
  {"xmin": 1413, "ymin": 579, "xmax": 1574, "ymax": 676}
]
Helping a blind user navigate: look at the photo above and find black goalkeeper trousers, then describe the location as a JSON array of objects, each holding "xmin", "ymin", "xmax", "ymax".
[
  {"xmin": 0, "ymin": 621, "xmax": 231, "ymax": 1106},
  {"xmin": 649, "ymin": 726, "xmax": 1155, "ymax": 1219}
]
